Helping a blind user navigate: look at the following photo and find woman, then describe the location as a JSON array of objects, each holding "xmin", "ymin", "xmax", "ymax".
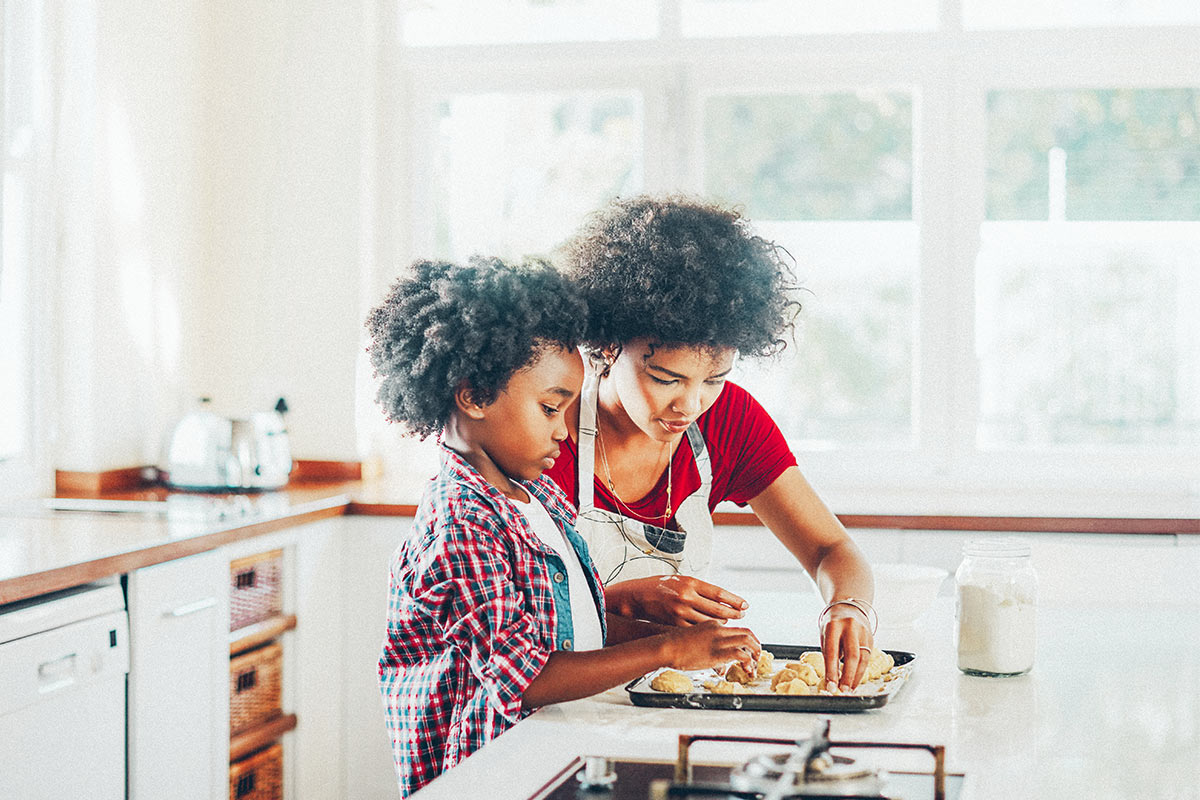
[{"xmin": 546, "ymin": 194, "xmax": 877, "ymax": 690}]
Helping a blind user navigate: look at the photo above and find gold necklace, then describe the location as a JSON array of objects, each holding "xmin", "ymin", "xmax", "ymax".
[{"xmin": 596, "ymin": 412, "xmax": 673, "ymax": 526}]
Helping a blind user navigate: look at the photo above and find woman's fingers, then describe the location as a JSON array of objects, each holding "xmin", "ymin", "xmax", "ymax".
[
  {"xmin": 654, "ymin": 576, "xmax": 748, "ymax": 624},
  {"xmin": 821, "ymin": 610, "xmax": 874, "ymax": 690},
  {"xmin": 682, "ymin": 595, "xmax": 745, "ymax": 622},
  {"xmin": 691, "ymin": 580, "xmax": 749, "ymax": 614}
]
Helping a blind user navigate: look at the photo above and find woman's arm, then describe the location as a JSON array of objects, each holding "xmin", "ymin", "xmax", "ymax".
[
  {"xmin": 748, "ymin": 466, "xmax": 875, "ymax": 690},
  {"xmin": 521, "ymin": 620, "xmax": 759, "ymax": 711}
]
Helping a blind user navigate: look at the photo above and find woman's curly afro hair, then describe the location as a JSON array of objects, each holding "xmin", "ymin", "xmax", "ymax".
[
  {"xmin": 562, "ymin": 194, "xmax": 799, "ymax": 357},
  {"xmin": 365, "ymin": 255, "xmax": 587, "ymax": 439}
]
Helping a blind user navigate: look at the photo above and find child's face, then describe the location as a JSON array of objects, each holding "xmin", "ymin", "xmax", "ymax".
[{"xmin": 477, "ymin": 345, "xmax": 584, "ymax": 482}]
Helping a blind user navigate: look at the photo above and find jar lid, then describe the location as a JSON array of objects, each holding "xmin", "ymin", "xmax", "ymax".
[{"xmin": 962, "ymin": 537, "xmax": 1032, "ymax": 558}]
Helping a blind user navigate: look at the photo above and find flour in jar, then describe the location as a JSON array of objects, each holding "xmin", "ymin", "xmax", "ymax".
[{"xmin": 956, "ymin": 582, "xmax": 1036, "ymax": 675}]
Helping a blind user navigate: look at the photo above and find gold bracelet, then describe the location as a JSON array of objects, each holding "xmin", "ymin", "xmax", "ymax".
[{"xmin": 817, "ymin": 597, "xmax": 878, "ymax": 640}]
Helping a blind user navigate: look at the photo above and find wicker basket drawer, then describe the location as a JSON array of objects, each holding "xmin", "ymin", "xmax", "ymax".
[
  {"xmin": 230, "ymin": 642, "xmax": 282, "ymax": 735},
  {"xmin": 230, "ymin": 549, "xmax": 283, "ymax": 632},
  {"xmin": 229, "ymin": 743, "xmax": 283, "ymax": 800}
]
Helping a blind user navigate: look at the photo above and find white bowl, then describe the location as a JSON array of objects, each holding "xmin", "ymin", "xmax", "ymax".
[{"xmin": 871, "ymin": 563, "xmax": 950, "ymax": 627}]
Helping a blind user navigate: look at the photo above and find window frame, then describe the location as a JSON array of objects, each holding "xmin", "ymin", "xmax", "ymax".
[{"xmin": 383, "ymin": 3, "xmax": 1200, "ymax": 515}]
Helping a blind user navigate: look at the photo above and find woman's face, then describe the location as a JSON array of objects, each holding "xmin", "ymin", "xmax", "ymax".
[{"xmin": 604, "ymin": 339, "xmax": 736, "ymax": 443}]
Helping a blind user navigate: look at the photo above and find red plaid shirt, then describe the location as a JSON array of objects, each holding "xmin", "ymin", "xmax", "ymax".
[{"xmin": 379, "ymin": 444, "xmax": 606, "ymax": 797}]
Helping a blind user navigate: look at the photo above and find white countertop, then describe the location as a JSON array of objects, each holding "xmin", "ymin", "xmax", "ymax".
[{"xmin": 413, "ymin": 535, "xmax": 1200, "ymax": 800}]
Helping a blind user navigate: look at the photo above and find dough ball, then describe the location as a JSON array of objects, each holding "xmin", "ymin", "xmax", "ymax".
[
  {"xmin": 792, "ymin": 663, "xmax": 822, "ymax": 687},
  {"xmin": 864, "ymin": 648, "xmax": 894, "ymax": 681},
  {"xmin": 773, "ymin": 678, "xmax": 811, "ymax": 696},
  {"xmin": 724, "ymin": 662, "xmax": 753, "ymax": 684},
  {"xmin": 799, "ymin": 651, "xmax": 826, "ymax": 677},
  {"xmin": 650, "ymin": 670, "xmax": 694, "ymax": 693},
  {"xmin": 702, "ymin": 680, "xmax": 739, "ymax": 695},
  {"xmin": 755, "ymin": 650, "xmax": 776, "ymax": 679},
  {"xmin": 770, "ymin": 668, "xmax": 798, "ymax": 690}
]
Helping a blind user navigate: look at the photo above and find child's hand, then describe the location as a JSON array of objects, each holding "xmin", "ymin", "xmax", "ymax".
[{"xmin": 662, "ymin": 620, "xmax": 760, "ymax": 672}]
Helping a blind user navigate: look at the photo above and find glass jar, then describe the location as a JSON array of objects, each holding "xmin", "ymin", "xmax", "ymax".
[{"xmin": 954, "ymin": 538, "xmax": 1037, "ymax": 677}]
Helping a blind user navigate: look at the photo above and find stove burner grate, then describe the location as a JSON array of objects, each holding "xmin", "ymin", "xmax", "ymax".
[{"xmin": 530, "ymin": 721, "xmax": 964, "ymax": 800}]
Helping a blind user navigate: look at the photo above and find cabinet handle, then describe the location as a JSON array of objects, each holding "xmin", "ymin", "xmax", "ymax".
[{"xmin": 165, "ymin": 597, "xmax": 217, "ymax": 617}]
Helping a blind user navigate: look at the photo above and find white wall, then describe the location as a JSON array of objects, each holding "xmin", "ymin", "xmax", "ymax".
[
  {"xmin": 55, "ymin": 1, "xmax": 207, "ymax": 471},
  {"xmin": 52, "ymin": 1, "xmax": 376, "ymax": 471}
]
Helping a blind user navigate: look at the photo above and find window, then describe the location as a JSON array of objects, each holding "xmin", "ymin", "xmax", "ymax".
[
  {"xmin": 979, "ymin": 89, "xmax": 1200, "ymax": 450},
  {"xmin": 681, "ymin": 0, "xmax": 937, "ymax": 35},
  {"xmin": 420, "ymin": 90, "xmax": 643, "ymax": 261},
  {"xmin": 388, "ymin": 3, "xmax": 1200, "ymax": 512},
  {"xmin": 703, "ymin": 90, "xmax": 916, "ymax": 447},
  {"xmin": 964, "ymin": 0, "xmax": 1200, "ymax": 30},
  {"xmin": 400, "ymin": 0, "xmax": 659, "ymax": 46}
]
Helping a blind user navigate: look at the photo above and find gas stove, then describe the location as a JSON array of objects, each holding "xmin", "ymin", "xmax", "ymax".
[{"xmin": 529, "ymin": 721, "xmax": 964, "ymax": 800}]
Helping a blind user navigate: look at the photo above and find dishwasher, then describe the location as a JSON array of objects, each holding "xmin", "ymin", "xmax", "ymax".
[{"xmin": 0, "ymin": 580, "xmax": 129, "ymax": 799}]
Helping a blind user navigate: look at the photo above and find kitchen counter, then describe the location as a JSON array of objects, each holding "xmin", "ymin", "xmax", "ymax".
[
  {"xmin": 5, "ymin": 465, "xmax": 1198, "ymax": 606},
  {"xmin": 411, "ymin": 535, "xmax": 1200, "ymax": 800},
  {"xmin": 4, "ymin": 476, "xmax": 1199, "ymax": 798},
  {"xmin": 0, "ymin": 485, "xmax": 357, "ymax": 604}
]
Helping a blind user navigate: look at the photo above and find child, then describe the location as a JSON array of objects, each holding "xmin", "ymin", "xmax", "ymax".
[{"xmin": 365, "ymin": 256, "xmax": 760, "ymax": 798}]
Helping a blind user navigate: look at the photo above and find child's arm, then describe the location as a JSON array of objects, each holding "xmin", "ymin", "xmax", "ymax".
[{"xmin": 521, "ymin": 620, "xmax": 759, "ymax": 711}]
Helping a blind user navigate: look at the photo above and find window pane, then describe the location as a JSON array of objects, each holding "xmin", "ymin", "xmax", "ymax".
[
  {"xmin": 704, "ymin": 91, "xmax": 915, "ymax": 446},
  {"xmin": 682, "ymin": 0, "xmax": 937, "ymax": 36},
  {"xmin": 705, "ymin": 92, "xmax": 913, "ymax": 220},
  {"xmin": 988, "ymin": 89, "xmax": 1200, "ymax": 221},
  {"xmin": 734, "ymin": 222, "xmax": 916, "ymax": 447},
  {"xmin": 431, "ymin": 92, "xmax": 642, "ymax": 261},
  {"xmin": 402, "ymin": 0, "xmax": 658, "ymax": 45},
  {"xmin": 982, "ymin": 88, "xmax": 1200, "ymax": 448},
  {"xmin": 976, "ymin": 223, "xmax": 1200, "ymax": 447},
  {"xmin": 966, "ymin": 0, "xmax": 1200, "ymax": 29}
]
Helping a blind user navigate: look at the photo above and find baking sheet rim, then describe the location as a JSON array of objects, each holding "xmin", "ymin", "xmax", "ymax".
[{"xmin": 625, "ymin": 644, "xmax": 915, "ymax": 712}]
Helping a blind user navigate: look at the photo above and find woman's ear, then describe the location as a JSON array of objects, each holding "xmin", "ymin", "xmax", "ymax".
[
  {"xmin": 597, "ymin": 344, "xmax": 622, "ymax": 377},
  {"xmin": 453, "ymin": 384, "xmax": 487, "ymax": 420}
]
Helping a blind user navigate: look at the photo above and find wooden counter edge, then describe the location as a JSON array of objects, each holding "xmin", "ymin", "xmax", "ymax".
[
  {"xmin": 0, "ymin": 505, "xmax": 346, "ymax": 605},
  {"xmin": 346, "ymin": 501, "xmax": 1199, "ymax": 534}
]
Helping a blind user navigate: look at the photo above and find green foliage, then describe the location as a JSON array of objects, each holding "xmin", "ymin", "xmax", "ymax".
[
  {"xmin": 988, "ymin": 89, "xmax": 1200, "ymax": 221},
  {"xmin": 704, "ymin": 91, "xmax": 913, "ymax": 221}
]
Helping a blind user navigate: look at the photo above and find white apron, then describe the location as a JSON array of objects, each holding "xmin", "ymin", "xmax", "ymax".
[{"xmin": 575, "ymin": 367, "xmax": 715, "ymax": 585}]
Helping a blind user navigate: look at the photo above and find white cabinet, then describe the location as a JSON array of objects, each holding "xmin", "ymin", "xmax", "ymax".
[
  {"xmin": 338, "ymin": 515, "xmax": 409, "ymax": 799},
  {"xmin": 121, "ymin": 515, "xmax": 403, "ymax": 800},
  {"xmin": 127, "ymin": 550, "xmax": 230, "ymax": 800}
]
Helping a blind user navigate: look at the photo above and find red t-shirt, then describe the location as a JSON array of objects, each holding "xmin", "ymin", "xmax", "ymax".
[{"xmin": 545, "ymin": 381, "xmax": 797, "ymax": 525}]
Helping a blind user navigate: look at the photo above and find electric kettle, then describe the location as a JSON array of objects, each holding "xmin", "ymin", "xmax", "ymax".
[{"xmin": 160, "ymin": 398, "xmax": 293, "ymax": 491}]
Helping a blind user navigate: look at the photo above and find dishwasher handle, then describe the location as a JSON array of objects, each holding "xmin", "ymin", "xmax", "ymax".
[
  {"xmin": 37, "ymin": 652, "xmax": 79, "ymax": 694},
  {"xmin": 164, "ymin": 597, "xmax": 218, "ymax": 618}
]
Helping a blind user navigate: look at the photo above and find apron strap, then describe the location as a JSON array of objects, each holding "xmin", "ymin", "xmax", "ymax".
[{"xmin": 576, "ymin": 364, "xmax": 601, "ymax": 512}]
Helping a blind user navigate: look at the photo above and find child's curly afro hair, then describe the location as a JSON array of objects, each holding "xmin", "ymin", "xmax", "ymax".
[
  {"xmin": 365, "ymin": 255, "xmax": 587, "ymax": 439},
  {"xmin": 562, "ymin": 194, "xmax": 799, "ymax": 357}
]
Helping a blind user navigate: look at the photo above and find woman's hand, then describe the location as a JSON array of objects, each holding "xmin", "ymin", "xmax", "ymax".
[
  {"xmin": 820, "ymin": 605, "xmax": 874, "ymax": 690},
  {"xmin": 661, "ymin": 619, "xmax": 760, "ymax": 672},
  {"xmin": 605, "ymin": 575, "xmax": 749, "ymax": 626}
]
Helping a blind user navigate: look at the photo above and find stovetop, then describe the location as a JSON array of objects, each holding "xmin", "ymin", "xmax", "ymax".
[{"xmin": 529, "ymin": 723, "xmax": 964, "ymax": 800}]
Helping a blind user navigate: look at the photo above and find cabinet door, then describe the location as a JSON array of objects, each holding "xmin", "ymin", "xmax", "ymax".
[{"xmin": 127, "ymin": 551, "xmax": 229, "ymax": 800}]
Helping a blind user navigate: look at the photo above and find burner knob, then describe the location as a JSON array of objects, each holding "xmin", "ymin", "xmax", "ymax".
[{"xmin": 576, "ymin": 757, "xmax": 617, "ymax": 790}]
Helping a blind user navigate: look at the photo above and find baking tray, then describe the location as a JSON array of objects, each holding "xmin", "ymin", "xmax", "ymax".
[{"xmin": 626, "ymin": 644, "xmax": 915, "ymax": 713}]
